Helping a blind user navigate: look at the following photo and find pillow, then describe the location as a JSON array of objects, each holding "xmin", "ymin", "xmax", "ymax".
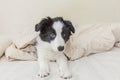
[
  {"xmin": 64, "ymin": 24, "xmax": 120, "ymax": 60},
  {"xmin": 0, "ymin": 35, "xmax": 12, "ymax": 57}
]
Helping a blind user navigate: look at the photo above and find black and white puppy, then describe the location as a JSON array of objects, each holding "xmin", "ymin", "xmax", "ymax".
[{"xmin": 35, "ymin": 17, "xmax": 75, "ymax": 79}]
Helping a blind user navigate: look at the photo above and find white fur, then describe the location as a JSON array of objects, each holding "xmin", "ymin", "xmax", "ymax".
[
  {"xmin": 36, "ymin": 21, "xmax": 71, "ymax": 79},
  {"xmin": 51, "ymin": 21, "xmax": 65, "ymax": 52}
]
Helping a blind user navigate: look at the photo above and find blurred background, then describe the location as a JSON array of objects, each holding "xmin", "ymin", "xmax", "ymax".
[{"xmin": 0, "ymin": 0, "xmax": 120, "ymax": 34}]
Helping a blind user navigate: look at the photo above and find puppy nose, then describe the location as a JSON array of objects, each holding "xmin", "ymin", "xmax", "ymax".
[{"xmin": 58, "ymin": 46, "xmax": 64, "ymax": 51}]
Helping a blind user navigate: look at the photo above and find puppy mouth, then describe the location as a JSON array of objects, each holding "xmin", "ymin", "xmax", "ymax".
[{"xmin": 55, "ymin": 49, "xmax": 65, "ymax": 53}]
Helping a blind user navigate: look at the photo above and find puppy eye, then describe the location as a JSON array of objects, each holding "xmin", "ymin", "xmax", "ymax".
[{"xmin": 50, "ymin": 33, "xmax": 56, "ymax": 38}]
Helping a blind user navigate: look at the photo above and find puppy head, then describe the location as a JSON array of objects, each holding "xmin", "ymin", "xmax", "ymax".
[{"xmin": 35, "ymin": 17, "xmax": 75, "ymax": 52}]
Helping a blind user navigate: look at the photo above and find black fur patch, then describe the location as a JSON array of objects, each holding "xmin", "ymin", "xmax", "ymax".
[
  {"xmin": 40, "ymin": 27, "xmax": 56, "ymax": 43},
  {"xmin": 35, "ymin": 17, "xmax": 53, "ymax": 32},
  {"xmin": 62, "ymin": 26, "xmax": 71, "ymax": 42}
]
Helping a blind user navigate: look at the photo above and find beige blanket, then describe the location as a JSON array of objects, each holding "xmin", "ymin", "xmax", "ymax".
[
  {"xmin": 0, "ymin": 31, "xmax": 38, "ymax": 61},
  {"xmin": 0, "ymin": 24, "xmax": 120, "ymax": 61}
]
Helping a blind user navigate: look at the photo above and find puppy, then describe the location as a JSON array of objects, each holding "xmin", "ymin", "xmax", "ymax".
[{"xmin": 35, "ymin": 17, "xmax": 75, "ymax": 79}]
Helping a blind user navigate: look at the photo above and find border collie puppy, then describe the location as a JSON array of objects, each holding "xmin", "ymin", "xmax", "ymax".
[{"xmin": 35, "ymin": 17, "xmax": 75, "ymax": 79}]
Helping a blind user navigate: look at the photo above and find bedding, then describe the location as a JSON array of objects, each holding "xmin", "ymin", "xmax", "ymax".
[
  {"xmin": 0, "ymin": 35, "xmax": 12, "ymax": 57},
  {"xmin": 5, "ymin": 44, "xmax": 37, "ymax": 61},
  {"xmin": 0, "ymin": 47, "xmax": 120, "ymax": 80},
  {"xmin": 0, "ymin": 29, "xmax": 38, "ymax": 61},
  {"xmin": 64, "ymin": 24, "xmax": 120, "ymax": 60}
]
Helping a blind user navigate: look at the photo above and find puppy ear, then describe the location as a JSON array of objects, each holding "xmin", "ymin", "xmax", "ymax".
[
  {"xmin": 35, "ymin": 24, "xmax": 40, "ymax": 32},
  {"xmin": 35, "ymin": 17, "xmax": 53, "ymax": 32},
  {"xmin": 65, "ymin": 20, "xmax": 75, "ymax": 33}
]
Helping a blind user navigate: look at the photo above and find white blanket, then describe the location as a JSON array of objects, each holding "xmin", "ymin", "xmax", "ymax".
[{"xmin": 0, "ymin": 47, "xmax": 120, "ymax": 80}]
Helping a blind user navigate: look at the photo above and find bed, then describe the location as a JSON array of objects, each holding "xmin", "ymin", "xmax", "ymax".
[{"xmin": 0, "ymin": 47, "xmax": 120, "ymax": 80}]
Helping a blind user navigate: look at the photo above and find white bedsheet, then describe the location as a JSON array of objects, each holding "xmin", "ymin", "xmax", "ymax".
[{"xmin": 0, "ymin": 47, "xmax": 120, "ymax": 80}]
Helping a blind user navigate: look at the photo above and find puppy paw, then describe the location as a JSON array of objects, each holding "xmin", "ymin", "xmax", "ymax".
[
  {"xmin": 38, "ymin": 72, "xmax": 50, "ymax": 78},
  {"xmin": 38, "ymin": 68, "xmax": 50, "ymax": 78},
  {"xmin": 60, "ymin": 70, "xmax": 72, "ymax": 79}
]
